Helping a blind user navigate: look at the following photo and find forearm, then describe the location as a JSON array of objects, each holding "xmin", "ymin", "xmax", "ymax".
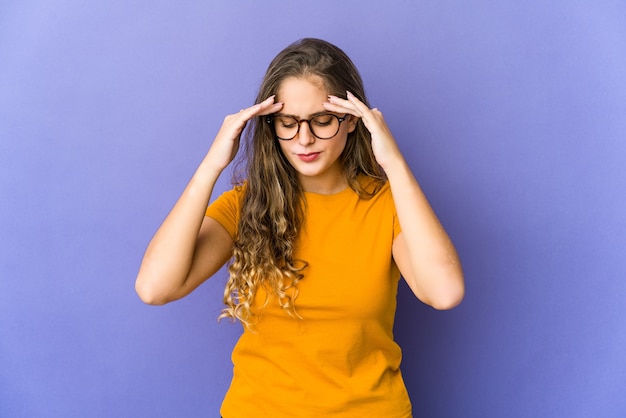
[
  {"xmin": 323, "ymin": 93, "xmax": 464, "ymax": 308},
  {"xmin": 385, "ymin": 156, "xmax": 464, "ymax": 309},
  {"xmin": 135, "ymin": 157, "xmax": 222, "ymax": 303},
  {"xmin": 135, "ymin": 97, "xmax": 282, "ymax": 304}
]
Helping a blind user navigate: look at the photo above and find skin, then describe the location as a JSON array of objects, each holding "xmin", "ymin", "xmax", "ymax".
[
  {"xmin": 135, "ymin": 76, "xmax": 464, "ymax": 310},
  {"xmin": 325, "ymin": 91, "xmax": 464, "ymax": 309},
  {"xmin": 275, "ymin": 77, "xmax": 357, "ymax": 194}
]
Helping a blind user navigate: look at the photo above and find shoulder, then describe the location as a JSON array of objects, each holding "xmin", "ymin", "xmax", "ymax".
[
  {"xmin": 356, "ymin": 176, "xmax": 397, "ymax": 219},
  {"xmin": 205, "ymin": 182, "xmax": 247, "ymax": 237},
  {"xmin": 213, "ymin": 182, "xmax": 247, "ymax": 204},
  {"xmin": 355, "ymin": 175, "xmax": 390, "ymax": 199}
]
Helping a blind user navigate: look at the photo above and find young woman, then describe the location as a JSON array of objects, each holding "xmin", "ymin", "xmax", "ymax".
[{"xmin": 136, "ymin": 38, "xmax": 464, "ymax": 417}]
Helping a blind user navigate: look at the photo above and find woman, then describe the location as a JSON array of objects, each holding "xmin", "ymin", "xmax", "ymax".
[{"xmin": 136, "ymin": 38, "xmax": 464, "ymax": 417}]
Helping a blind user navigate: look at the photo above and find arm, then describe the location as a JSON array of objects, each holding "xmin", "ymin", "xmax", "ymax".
[
  {"xmin": 135, "ymin": 97, "xmax": 283, "ymax": 305},
  {"xmin": 324, "ymin": 93, "xmax": 464, "ymax": 310},
  {"xmin": 387, "ymin": 167, "xmax": 464, "ymax": 310}
]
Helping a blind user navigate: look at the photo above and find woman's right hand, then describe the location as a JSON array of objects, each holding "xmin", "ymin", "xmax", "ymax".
[
  {"xmin": 206, "ymin": 96, "xmax": 283, "ymax": 171},
  {"xmin": 136, "ymin": 96, "xmax": 282, "ymax": 305}
]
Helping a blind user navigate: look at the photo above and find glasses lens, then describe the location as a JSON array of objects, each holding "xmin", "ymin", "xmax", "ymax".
[
  {"xmin": 310, "ymin": 114, "xmax": 340, "ymax": 139},
  {"xmin": 274, "ymin": 116, "xmax": 299, "ymax": 140}
]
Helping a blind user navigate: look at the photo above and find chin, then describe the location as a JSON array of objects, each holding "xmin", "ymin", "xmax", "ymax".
[{"xmin": 295, "ymin": 167, "xmax": 325, "ymax": 178}]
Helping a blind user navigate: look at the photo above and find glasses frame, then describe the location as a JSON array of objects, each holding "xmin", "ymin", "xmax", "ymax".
[{"xmin": 265, "ymin": 113, "xmax": 348, "ymax": 141}]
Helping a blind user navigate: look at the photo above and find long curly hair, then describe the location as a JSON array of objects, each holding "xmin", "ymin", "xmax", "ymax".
[{"xmin": 220, "ymin": 38, "xmax": 386, "ymax": 326}]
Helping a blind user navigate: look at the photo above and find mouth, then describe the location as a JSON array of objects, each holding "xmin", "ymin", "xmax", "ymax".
[{"xmin": 297, "ymin": 152, "xmax": 321, "ymax": 162}]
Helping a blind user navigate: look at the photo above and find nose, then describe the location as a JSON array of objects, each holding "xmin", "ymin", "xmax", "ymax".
[{"xmin": 296, "ymin": 121, "xmax": 316, "ymax": 145}]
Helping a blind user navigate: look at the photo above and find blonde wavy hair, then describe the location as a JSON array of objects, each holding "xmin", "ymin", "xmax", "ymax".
[{"xmin": 219, "ymin": 38, "xmax": 386, "ymax": 326}]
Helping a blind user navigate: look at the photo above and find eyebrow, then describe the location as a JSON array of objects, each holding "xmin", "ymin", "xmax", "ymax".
[{"xmin": 274, "ymin": 111, "xmax": 334, "ymax": 119}]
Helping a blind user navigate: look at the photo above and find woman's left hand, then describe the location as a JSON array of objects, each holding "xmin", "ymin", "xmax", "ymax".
[
  {"xmin": 326, "ymin": 92, "xmax": 464, "ymax": 309},
  {"xmin": 324, "ymin": 92, "xmax": 402, "ymax": 169}
]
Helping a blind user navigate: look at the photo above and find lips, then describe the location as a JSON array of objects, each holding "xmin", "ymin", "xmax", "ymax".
[{"xmin": 297, "ymin": 152, "xmax": 321, "ymax": 162}]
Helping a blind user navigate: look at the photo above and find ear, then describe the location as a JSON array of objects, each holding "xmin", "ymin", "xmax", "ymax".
[{"xmin": 347, "ymin": 115, "xmax": 358, "ymax": 133}]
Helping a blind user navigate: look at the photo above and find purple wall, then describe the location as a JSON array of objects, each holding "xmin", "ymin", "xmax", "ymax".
[{"xmin": 2, "ymin": 1, "xmax": 625, "ymax": 417}]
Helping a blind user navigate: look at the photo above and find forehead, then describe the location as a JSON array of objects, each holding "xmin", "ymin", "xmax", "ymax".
[{"xmin": 276, "ymin": 76, "xmax": 329, "ymax": 115}]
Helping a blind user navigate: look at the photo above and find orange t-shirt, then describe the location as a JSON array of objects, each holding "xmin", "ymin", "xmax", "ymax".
[{"xmin": 206, "ymin": 180, "xmax": 412, "ymax": 418}]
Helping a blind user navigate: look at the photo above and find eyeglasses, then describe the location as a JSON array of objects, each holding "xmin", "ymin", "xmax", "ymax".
[{"xmin": 265, "ymin": 113, "xmax": 347, "ymax": 140}]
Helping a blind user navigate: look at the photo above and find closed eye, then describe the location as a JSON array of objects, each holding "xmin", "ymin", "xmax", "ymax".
[
  {"xmin": 312, "ymin": 115, "xmax": 333, "ymax": 126},
  {"xmin": 277, "ymin": 116, "xmax": 298, "ymax": 128}
]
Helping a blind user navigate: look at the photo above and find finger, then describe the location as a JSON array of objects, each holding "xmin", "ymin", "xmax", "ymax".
[
  {"xmin": 250, "ymin": 96, "xmax": 284, "ymax": 116},
  {"xmin": 234, "ymin": 97, "xmax": 280, "ymax": 121},
  {"xmin": 328, "ymin": 93, "xmax": 371, "ymax": 119},
  {"xmin": 327, "ymin": 94, "xmax": 355, "ymax": 108},
  {"xmin": 322, "ymin": 100, "xmax": 360, "ymax": 117},
  {"xmin": 326, "ymin": 95, "xmax": 361, "ymax": 113},
  {"xmin": 346, "ymin": 91, "xmax": 372, "ymax": 114},
  {"xmin": 257, "ymin": 102, "xmax": 283, "ymax": 116}
]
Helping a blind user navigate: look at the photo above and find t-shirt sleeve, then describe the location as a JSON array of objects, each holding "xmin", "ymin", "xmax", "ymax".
[
  {"xmin": 392, "ymin": 206, "xmax": 401, "ymax": 241},
  {"xmin": 205, "ymin": 186, "xmax": 243, "ymax": 239},
  {"xmin": 384, "ymin": 182, "xmax": 402, "ymax": 240}
]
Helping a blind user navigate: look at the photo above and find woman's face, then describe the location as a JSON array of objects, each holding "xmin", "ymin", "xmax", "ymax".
[{"xmin": 275, "ymin": 76, "xmax": 357, "ymax": 194}]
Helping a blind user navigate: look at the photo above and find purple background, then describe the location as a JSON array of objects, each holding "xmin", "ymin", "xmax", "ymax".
[{"xmin": 2, "ymin": 1, "xmax": 625, "ymax": 417}]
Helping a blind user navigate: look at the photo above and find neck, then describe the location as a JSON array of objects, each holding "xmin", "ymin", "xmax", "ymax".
[{"xmin": 299, "ymin": 171, "xmax": 348, "ymax": 195}]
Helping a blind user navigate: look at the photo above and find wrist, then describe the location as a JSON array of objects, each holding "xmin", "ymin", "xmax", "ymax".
[
  {"xmin": 192, "ymin": 158, "xmax": 224, "ymax": 187},
  {"xmin": 379, "ymin": 152, "xmax": 408, "ymax": 175}
]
